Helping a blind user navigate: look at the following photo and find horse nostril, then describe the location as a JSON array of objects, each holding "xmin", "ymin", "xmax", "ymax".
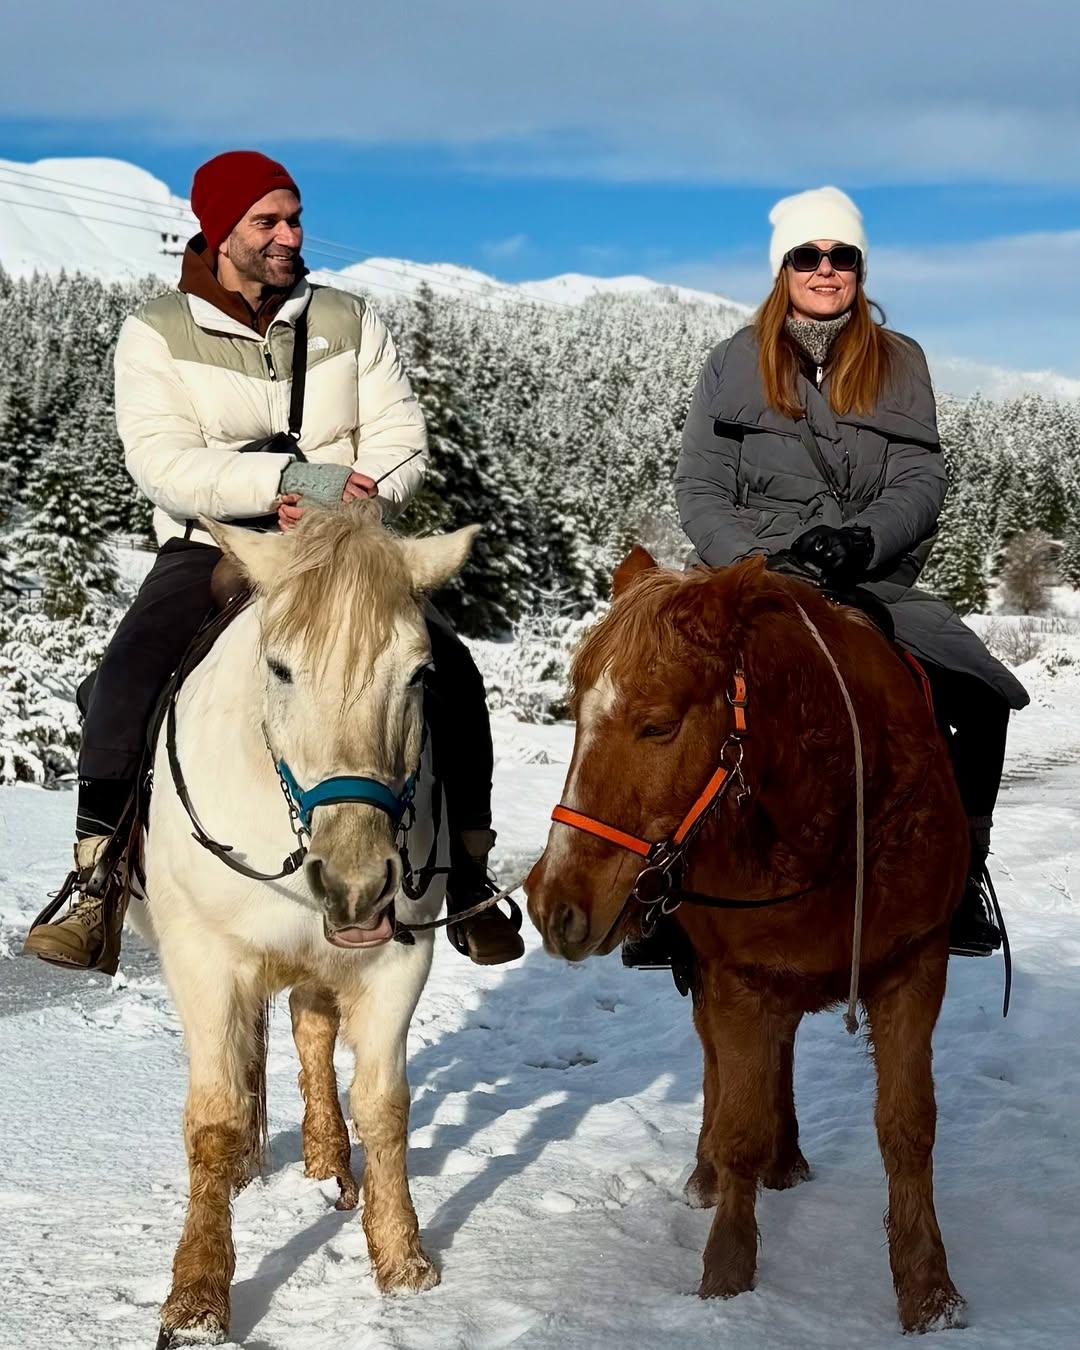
[
  {"xmin": 305, "ymin": 857, "xmax": 328, "ymax": 903},
  {"xmin": 557, "ymin": 900, "xmax": 588, "ymax": 947}
]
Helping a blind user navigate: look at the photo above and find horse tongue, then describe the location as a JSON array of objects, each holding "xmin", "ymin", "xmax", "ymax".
[{"xmin": 327, "ymin": 914, "xmax": 394, "ymax": 948}]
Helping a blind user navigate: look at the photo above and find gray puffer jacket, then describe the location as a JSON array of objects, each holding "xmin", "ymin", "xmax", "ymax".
[{"xmin": 676, "ymin": 325, "xmax": 1028, "ymax": 709}]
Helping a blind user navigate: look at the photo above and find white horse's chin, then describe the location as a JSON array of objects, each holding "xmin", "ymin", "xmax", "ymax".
[{"xmin": 324, "ymin": 912, "xmax": 395, "ymax": 950}]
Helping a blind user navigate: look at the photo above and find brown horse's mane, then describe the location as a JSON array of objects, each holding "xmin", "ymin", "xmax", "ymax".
[{"xmin": 572, "ymin": 558, "xmax": 857, "ymax": 706}]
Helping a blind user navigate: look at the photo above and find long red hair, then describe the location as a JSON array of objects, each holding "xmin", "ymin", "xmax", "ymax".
[{"xmin": 755, "ymin": 273, "xmax": 897, "ymax": 419}]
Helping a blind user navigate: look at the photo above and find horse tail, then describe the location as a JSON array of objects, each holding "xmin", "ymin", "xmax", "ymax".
[{"xmin": 248, "ymin": 1000, "xmax": 271, "ymax": 1172}]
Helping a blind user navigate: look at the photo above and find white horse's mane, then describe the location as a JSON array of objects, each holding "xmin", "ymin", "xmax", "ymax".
[{"xmin": 261, "ymin": 501, "xmax": 416, "ymax": 678}]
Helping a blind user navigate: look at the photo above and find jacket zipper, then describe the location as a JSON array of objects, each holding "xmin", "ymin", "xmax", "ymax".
[
  {"xmin": 813, "ymin": 366, "xmax": 849, "ymax": 504},
  {"xmin": 262, "ymin": 340, "xmax": 282, "ymax": 431}
]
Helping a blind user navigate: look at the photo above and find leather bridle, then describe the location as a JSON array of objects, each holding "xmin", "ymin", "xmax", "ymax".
[{"xmin": 549, "ymin": 669, "xmax": 816, "ymax": 937}]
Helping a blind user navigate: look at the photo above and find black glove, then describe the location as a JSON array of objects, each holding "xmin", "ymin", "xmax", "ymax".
[
  {"xmin": 764, "ymin": 549, "xmax": 817, "ymax": 580},
  {"xmin": 789, "ymin": 525, "xmax": 875, "ymax": 587}
]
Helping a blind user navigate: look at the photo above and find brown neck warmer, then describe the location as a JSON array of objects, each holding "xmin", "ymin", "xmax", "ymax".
[{"xmin": 178, "ymin": 234, "xmax": 297, "ymax": 336}]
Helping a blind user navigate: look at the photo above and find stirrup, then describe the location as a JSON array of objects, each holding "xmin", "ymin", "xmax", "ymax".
[{"xmin": 445, "ymin": 876, "xmax": 523, "ymax": 957}]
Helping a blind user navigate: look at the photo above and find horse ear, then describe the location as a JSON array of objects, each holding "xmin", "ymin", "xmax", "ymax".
[
  {"xmin": 401, "ymin": 525, "xmax": 480, "ymax": 593},
  {"xmin": 612, "ymin": 545, "xmax": 658, "ymax": 596},
  {"xmin": 200, "ymin": 518, "xmax": 289, "ymax": 591}
]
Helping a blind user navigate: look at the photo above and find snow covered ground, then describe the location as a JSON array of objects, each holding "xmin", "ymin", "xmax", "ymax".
[{"xmin": 1, "ymin": 670, "xmax": 1079, "ymax": 1348}]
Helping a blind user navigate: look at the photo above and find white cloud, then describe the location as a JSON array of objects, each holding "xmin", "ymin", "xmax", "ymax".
[
  {"xmin": 484, "ymin": 233, "xmax": 529, "ymax": 260},
  {"xmin": 5, "ymin": 1, "xmax": 1080, "ymax": 186}
]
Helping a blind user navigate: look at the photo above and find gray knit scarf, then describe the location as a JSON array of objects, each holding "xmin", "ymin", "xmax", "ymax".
[{"xmin": 785, "ymin": 310, "xmax": 852, "ymax": 367}]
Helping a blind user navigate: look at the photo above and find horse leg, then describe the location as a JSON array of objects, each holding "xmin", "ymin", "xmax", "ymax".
[
  {"xmin": 338, "ymin": 953, "xmax": 439, "ymax": 1294},
  {"xmin": 289, "ymin": 983, "xmax": 359, "ymax": 1211},
  {"xmin": 697, "ymin": 972, "xmax": 781, "ymax": 1299},
  {"xmin": 158, "ymin": 948, "xmax": 260, "ymax": 1345},
  {"xmin": 761, "ymin": 1010, "xmax": 811, "ymax": 1190},
  {"xmin": 685, "ymin": 990, "xmax": 720, "ymax": 1208},
  {"xmin": 865, "ymin": 940, "xmax": 967, "ymax": 1333}
]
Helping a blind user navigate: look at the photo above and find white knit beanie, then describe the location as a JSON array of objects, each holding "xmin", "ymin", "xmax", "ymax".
[{"xmin": 768, "ymin": 186, "xmax": 868, "ymax": 278}]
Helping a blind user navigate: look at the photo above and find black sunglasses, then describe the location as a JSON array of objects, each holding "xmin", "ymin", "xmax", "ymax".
[{"xmin": 785, "ymin": 244, "xmax": 862, "ymax": 273}]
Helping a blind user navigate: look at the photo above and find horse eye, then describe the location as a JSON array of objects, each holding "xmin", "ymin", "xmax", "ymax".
[
  {"xmin": 409, "ymin": 662, "xmax": 434, "ymax": 687},
  {"xmin": 268, "ymin": 659, "xmax": 293, "ymax": 685},
  {"xmin": 640, "ymin": 721, "xmax": 678, "ymax": 740}
]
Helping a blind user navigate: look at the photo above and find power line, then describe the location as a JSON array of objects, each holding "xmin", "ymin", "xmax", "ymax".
[
  {"xmin": 0, "ymin": 172, "xmax": 194, "ymax": 231},
  {"xmin": 0, "ymin": 192, "xmax": 509, "ymax": 316},
  {"xmin": 0, "ymin": 163, "xmax": 194, "ymax": 221},
  {"xmin": 0, "ymin": 193, "xmax": 175, "ymax": 238},
  {"xmin": 0, "ymin": 160, "xmax": 574, "ymax": 310},
  {"xmin": 302, "ymin": 233, "xmax": 573, "ymax": 309}
]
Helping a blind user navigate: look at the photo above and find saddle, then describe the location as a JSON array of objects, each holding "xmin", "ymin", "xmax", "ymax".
[{"xmin": 765, "ymin": 552, "xmax": 935, "ymax": 718}]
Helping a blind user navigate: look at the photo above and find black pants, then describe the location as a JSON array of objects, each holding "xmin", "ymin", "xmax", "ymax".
[
  {"xmin": 924, "ymin": 663, "xmax": 1010, "ymax": 820},
  {"xmin": 77, "ymin": 539, "xmax": 494, "ymax": 841}
]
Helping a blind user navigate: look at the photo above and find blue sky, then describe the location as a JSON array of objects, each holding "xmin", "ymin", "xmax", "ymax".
[{"xmin": 3, "ymin": 1, "xmax": 1080, "ymax": 375}]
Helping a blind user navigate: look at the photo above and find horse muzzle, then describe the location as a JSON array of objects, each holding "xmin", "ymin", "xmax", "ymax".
[
  {"xmin": 524, "ymin": 854, "xmax": 626, "ymax": 962},
  {"xmin": 307, "ymin": 852, "xmax": 402, "ymax": 949}
]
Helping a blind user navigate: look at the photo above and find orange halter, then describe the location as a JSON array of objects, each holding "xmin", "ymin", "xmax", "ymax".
[{"xmin": 550, "ymin": 670, "xmax": 750, "ymax": 914}]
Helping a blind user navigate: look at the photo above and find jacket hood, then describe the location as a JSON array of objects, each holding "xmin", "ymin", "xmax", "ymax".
[{"xmin": 179, "ymin": 233, "xmax": 305, "ymax": 336}]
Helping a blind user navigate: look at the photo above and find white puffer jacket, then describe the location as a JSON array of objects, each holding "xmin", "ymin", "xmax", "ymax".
[{"xmin": 114, "ymin": 277, "xmax": 428, "ymax": 546}]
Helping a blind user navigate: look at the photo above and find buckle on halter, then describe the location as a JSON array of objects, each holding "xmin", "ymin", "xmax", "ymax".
[
  {"xmin": 721, "ymin": 736, "xmax": 750, "ymax": 806},
  {"xmin": 727, "ymin": 666, "xmax": 748, "ymax": 737},
  {"xmin": 632, "ymin": 863, "xmax": 674, "ymax": 908}
]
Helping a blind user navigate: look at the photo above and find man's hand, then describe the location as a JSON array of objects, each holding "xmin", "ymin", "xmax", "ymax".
[
  {"xmin": 342, "ymin": 471, "xmax": 378, "ymax": 502},
  {"xmin": 277, "ymin": 493, "xmax": 304, "ymax": 531}
]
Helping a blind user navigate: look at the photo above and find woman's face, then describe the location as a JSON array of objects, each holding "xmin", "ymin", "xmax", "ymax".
[{"xmin": 786, "ymin": 239, "xmax": 858, "ymax": 321}]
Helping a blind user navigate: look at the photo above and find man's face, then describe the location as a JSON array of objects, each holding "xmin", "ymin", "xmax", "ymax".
[{"xmin": 220, "ymin": 188, "xmax": 303, "ymax": 290}]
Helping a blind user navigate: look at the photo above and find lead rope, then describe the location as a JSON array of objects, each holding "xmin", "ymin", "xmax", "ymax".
[{"xmin": 794, "ymin": 603, "xmax": 866, "ymax": 1035}]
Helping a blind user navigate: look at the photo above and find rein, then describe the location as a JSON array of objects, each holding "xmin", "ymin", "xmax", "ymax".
[
  {"xmin": 551, "ymin": 618, "xmax": 870, "ymax": 1034},
  {"xmin": 166, "ymin": 637, "xmax": 515, "ymax": 937}
]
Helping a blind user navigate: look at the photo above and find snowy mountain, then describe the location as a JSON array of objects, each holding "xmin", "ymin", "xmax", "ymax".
[
  {"xmin": 0, "ymin": 155, "xmax": 1076, "ymax": 401},
  {"xmin": 0, "ymin": 156, "xmax": 745, "ymax": 316},
  {"xmin": 0, "ymin": 156, "xmax": 192, "ymax": 282}
]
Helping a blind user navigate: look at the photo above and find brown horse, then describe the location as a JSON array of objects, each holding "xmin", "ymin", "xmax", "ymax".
[{"xmin": 526, "ymin": 549, "xmax": 970, "ymax": 1334}]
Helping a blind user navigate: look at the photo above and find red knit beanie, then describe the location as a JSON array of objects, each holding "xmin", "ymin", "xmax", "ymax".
[{"xmin": 190, "ymin": 151, "xmax": 300, "ymax": 253}]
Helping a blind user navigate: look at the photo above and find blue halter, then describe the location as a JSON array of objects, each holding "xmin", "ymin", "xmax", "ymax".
[{"xmin": 276, "ymin": 759, "xmax": 418, "ymax": 833}]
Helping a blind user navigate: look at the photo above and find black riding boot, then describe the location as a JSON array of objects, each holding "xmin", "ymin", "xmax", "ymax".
[
  {"xmin": 425, "ymin": 604, "xmax": 523, "ymax": 965},
  {"xmin": 622, "ymin": 915, "xmax": 698, "ymax": 995},
  {"xmin": 924, "ymin": 664, "xmax": 1010, "ymax": 960},
  {"xmin": 949, "ymin": 816, "xmax": 1003, "ymax": 958}
]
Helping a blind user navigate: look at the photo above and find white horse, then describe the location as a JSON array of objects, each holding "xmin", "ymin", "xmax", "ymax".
[{"xmin": 131, "ymin": 502, "xmax": 476, "ymax": 1347}]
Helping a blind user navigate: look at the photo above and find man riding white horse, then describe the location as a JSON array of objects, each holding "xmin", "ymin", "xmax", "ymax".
[{"xmin": 25, "ymin": 149, "xmax": 523, "ymax": 972}]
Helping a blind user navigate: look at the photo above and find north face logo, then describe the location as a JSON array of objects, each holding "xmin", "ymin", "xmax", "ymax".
[{"xmin": 307, "ymin": 335, "xmax": 330, "ymax": 352}]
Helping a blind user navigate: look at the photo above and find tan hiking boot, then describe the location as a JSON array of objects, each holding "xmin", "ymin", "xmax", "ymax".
[
  {"xmin": 22, "ymin": 836, "xmax": 125, "ymax": 976},
  {"xmin": 446, "ymin": 829, "xmax": 525, "ymax": 966}
]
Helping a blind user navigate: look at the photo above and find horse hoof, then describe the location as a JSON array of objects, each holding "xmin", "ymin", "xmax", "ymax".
[
  {"xmin": 761, "ymin": 1153, "xmax": 812, "ymax": 1191},
  {"xmin": 334, "ymin": 1173, "xmax": 360, "ymax": 1211},
  {"xmin": 698, "ymin": 1268, "xmax": 755, "ymax": 1300},
  {"xmin": 684, "ymin": 1161, "xmax": 718, "ymax": 1209},
  {"xmin": 156, "ymin": 1320, "xmax": 227, "ymax": 1348},
  {"xmin": 158, "ymin": 1288, "xmax": 229, "ymax": 1347},
  {"xmin": 900, "ymin": 1287, "xmax": 968, "ymax": 1334},
  {"xmin": 377, "ymin": 1253, "xmax": 441, "ymax": 1294}
]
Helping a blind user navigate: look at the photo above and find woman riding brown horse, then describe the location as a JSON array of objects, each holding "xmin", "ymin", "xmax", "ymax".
[
  {"xmin": 672, "ymin": 186, "xmax": 1027, "ymax": 968},
  {"xmin": 527, "ymin": 548, "xmax": 970, "ymax": 1333}
]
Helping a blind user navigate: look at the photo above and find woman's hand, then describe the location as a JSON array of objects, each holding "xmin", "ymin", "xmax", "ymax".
[{"xmin": 790, "ymin": 525, "xmax": 874, "ymax": 586}]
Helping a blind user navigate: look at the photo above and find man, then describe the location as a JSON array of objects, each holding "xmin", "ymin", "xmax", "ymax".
[{"xmin": 25, "ymin": 149, "xmax": 522, "ymax": 971}]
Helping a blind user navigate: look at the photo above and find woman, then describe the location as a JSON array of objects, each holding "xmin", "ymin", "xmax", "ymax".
[{"xmin": 668, "ymin": 185, "xmax": 1027, "ymax": 963}]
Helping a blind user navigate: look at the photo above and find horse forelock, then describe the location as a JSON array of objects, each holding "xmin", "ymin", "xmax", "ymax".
[
  {"xmin": 260, "ymin": 504, "xmax": 417, "ymax": 683},
  {"xmin": 572, "ymin": 562, "xmax": 785, "ymax": 705}
]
